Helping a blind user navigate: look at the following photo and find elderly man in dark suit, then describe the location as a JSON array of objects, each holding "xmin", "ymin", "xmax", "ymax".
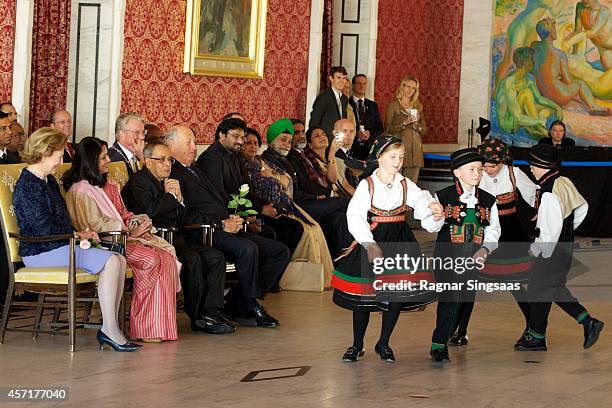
[
  {"xmin": 108, "ymin": 112, "xmax": 147, "ymax": 175},
  {"xmin": 348, "ymin": 74, "xmax": 384, "ymax": 161},
  {"xmin": 309, "ymin": 66, "xmax": 349, "ymax": 141},
  {"xmin": 121, "ymin": 141, "xmax": 234, "ymax": 334},
  {"xmin": 196, "ymin": 118, "xmax": 303, "ymax": 255},
  {"xmin": 165, "ymin": 125, "xmax": 290, "ymax": 328}
]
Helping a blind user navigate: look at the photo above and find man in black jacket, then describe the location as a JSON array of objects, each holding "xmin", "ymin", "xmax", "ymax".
[
  {"xmin": 122, "ymin": 141, "xmax": 234, "ymax": 334},
  {"xmin": 108, "ymin": 112, "xmax": 146, "ymax": 175},
  {"xmin": 309, "ymin": 66, "xmax": 349, "ymax": 142},
  {"xmin": 0, "ymin": 111, "xmax": 21, "ymax": 164},
  {"xmin": 165, "ymin": 125, "xmax": 289, "ymax": 328},
  {"xmin": 348, "ymin": 74, "xmax": 384, "ymax": 161},
  {"xmin": 196, "ymin": 118, "xmax": 303, "ymax": 255}
]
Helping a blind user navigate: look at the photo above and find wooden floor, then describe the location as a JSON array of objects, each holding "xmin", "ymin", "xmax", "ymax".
[{"xmin": 1, "ymin": 238, "xmax": 611, "ymax": 407}]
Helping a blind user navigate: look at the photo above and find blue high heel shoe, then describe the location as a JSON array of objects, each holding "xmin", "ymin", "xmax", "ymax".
[{"xmin": 97, "ymin": 330, "xmax": 140, "ymax": 352}]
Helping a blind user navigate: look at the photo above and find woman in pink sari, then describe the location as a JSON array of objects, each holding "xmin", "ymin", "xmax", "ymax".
[{"xmin": 63, "ymin": 137, "xmax": 180, "ymax": 342}]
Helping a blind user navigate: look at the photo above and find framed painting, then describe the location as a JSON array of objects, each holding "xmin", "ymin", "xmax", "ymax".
[{"xmin": 183, "ymin": 0, "xmax": 268, "ymax": 78}]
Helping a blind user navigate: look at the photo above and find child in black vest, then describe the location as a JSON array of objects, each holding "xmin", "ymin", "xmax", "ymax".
[
  {"xmin": 515, "ymin": 144, "xmax": 604, "ymax": 351},
  {"xmin": 429, "ymin": 148, "xmax": 501, "ymax": 363}
]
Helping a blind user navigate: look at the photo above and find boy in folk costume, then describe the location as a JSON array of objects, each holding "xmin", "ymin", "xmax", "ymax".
[
  {"xmin": 332, "ymin": 136, "xmax": 444, "ymax": 363},
  {"xmin": 429, "ymin": 148, "xmax": 501, "ymax": 363},
  {"xmin": 449, "ymin": 139, "xmax": 537, "ymax": 346},
  {"xmin": 515, "ymin": 144, "xmax": 604, "ymax": 351}
]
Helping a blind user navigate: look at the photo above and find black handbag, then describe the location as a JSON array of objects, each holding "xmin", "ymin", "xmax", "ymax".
[{"xmin": 99, "ymin": 240, "xmax": 125, "ymax": 256}]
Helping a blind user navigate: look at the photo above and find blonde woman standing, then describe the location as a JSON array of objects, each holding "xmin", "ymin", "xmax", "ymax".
[{"xmin": 385, "ymin": 76, "xmax": 427, "ymax": 183}]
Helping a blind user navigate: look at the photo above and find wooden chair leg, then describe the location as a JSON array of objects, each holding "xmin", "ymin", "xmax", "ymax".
[
  {"xmin": 0, "ymin": 280, "xmax": 14, "ymax": 344},
  {"xmin": 32, "ymin": 293, "xmax": 46, "ymax": 340},
  {"xmin": 83, "ymin": 300, "xmax": 93, "ymax": 324}
]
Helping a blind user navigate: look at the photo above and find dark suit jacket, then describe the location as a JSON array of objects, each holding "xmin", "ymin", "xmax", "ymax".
[
  {"xmin": 169, "ymin": 161, "xmax": 229, "ymax": 225},
  {"xmin": 348, "ymin": 97, "xmax": 384, "ymax": 160},
  {"xmin": 108, "ymin": 141, "xmax": 135, "ymax": 175},
  {"xmin": 195, "ymin": 141, "xmax": 265, "ymax": 211},
  {"xmin": 538, "ymin": 136, "xmax": 575, "ymax": 147},
  {"xmin": 0, "ymin": 150, "xmax": 22, "ymax": 164},
  {"xmin": 121, "ymin": 166, "xmax": 202, "ymax": 228},
  {"xmin": 309, "ymin": 88, "xmax": 349, "ymax": 141}
]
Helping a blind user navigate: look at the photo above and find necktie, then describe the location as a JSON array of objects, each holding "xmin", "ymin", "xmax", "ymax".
[
  {"xmin": 186, "ymin": 166, "xmax": 200, "ymax": 180},
  {"xmin": 336, "ymin": 92, "xmax": 342, "ymax": 117},
  {"xmin": 357, "ymin": 99, "xmax": 365, "ymax": 126},
  {"xmin": 130, "ymin": 156, "xmax": 138, "ymax": 172}
]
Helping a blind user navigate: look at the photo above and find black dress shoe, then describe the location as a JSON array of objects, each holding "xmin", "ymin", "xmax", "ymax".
[
  {"xmin": 252, "ymin": 305, "xmax": 279, "ymax": 328},
  {"xmin": 514, "ymin": 333, "xmax": 547, "ymax": 351},
  {"xmin": 224, "ymin": 308, "xmax": 258, "ymax": 327},
  {"xmin": 374, "ymin": 343, "xmax": 396, "ymax": 363},
  {"xmin": 342, "ymin": 346, "xmax": 365, "ymax": 362},
  {"xmin": 514, "ymin": 330, "xmax": 529, "ymax": 350},
  {"xmin": 193, "ymin": 314, "xmax": 236, "ymax": 334},
  {"xmin": 430, "ymin": 346, "xmax": 450, "ymax": 362},
  {"xmin": 583, "ymin": 318, "xmax": 604, "ymax": 349},
  {"xmin": 449, "ymin": 333, "xmax": 468, "ymax": 346}
]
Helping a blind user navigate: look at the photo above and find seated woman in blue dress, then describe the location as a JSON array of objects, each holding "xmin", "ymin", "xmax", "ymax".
[{"xmin": 12, "ymin": 127, "xmax": 139, "ymax": 352}]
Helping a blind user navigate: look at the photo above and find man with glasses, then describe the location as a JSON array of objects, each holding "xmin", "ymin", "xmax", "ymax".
[
  {"xmin": 197, "ymin": 118, "xmax": 304, "ymax": 258},
  {"xmin": 0, "ymin": 102, "xmax": 18, "ymax": 123},
  {"xmin": 122, "ymin": 141, "xmax": 234, "ymax": 334},
  {"xmin": 49, "ymin": 109, "xmax": 76, "ymax": 162},
  {"xmin": 109, "ymin": 112, "xmax": 148, "ymax": 175},
  {"xmin": 0, "ymin": 111, "xmax": 21, "ymax": 164}
]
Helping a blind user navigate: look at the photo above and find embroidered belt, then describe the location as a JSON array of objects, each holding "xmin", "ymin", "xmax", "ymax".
[
  {"xmin": 496, "ymin": 191, "xmax": 517, "ymax": 205},
  {"xmin": 498, "ymin": 207, "xmax": 517, "ymax": 216},
  {"xmin": 369, "ymin": 204, "xmax": 408, "ymax": 217},
  {"xmin": 370, "ymin": 215, "xmax": 405, "ymax": 223}
]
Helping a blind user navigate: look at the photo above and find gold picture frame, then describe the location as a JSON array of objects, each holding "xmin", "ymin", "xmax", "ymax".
[{"xmin": 183, "ymin": 0, "xmax": 267, "ymax": 78}]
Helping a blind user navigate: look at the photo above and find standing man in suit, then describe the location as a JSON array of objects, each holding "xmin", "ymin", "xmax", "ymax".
[
  {"xmin": 122, "ymin": 141, "xmax": 234, "ymax": 334},
  {"xmin": 348, "ymin": 74, "xmax": 384, "ymax": 161},
  {"xmin": 0, "ymin": 111, "xmax": 20, "ymax": 164},
  {"xmin": 108, "ymin": 112, "xmax": 147, "ymax": 175},
  {"xmin": 49, "ymin": 110, "xmax": 77, "ymax": 162},
  {"xmin": 166, "ymin": 125, "xmax": 289, "ymax": 328},
  {"xmin": 309, "ymin": 66, "xmax": 349, "ymax": 141}
]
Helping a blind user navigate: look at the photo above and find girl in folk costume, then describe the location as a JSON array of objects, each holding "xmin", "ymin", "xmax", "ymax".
[
  {"xmin": 63, "ymin": 137, "xmax": 181, "ymax": 343},
  {"xmin": 428, "ymin": 148, "xmax": 501, "ymax": 363},
  {"xmin": 448, "ymin": 139, "xmax": 538, "ymax": 347},
  {"xmin": 332, "ymin": 136, "xmax": 443, "ymax": 363},
  {"xmin": 515, "ymin": 144, "xmax": 604, "ymax": 351}
]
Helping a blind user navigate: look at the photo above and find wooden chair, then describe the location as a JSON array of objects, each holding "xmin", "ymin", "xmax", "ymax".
[{"xmin": 0, "ymin": 164, "xmax": 99, "ymax": 351}]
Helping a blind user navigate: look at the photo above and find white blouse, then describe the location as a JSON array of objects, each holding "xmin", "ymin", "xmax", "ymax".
[
  {"xmin": 346, "ymin": 170, "xmax": 437, "ymax": 245},
  {"xmin": 479, "ymin": 165, "xmax": 537, "ymax": 207}
]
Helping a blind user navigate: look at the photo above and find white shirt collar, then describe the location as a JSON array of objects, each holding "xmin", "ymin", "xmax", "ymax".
[
  {"xmin": 332, "ymin": 88, "xmax": 342, "ymax": 100},
  {"xmin": 352, "ymin": 95, "xmax": 365, "ymax": 104},
  {"xmin": 0, "ymin": 148, "xmax": 6, "ymax": 157},
  {"xmin": 117, "ymin": 143, "xmax": 134, "ymax": 161}
]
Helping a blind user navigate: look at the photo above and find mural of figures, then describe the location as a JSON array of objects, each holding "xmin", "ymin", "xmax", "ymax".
[{"xmin": 491, "ymin": 0, "xmax": 612, "ymax": 146}]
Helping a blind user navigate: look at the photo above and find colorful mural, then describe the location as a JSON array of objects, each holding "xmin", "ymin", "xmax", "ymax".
[{"xmin": 490, "ymin": 0, "xmax": 612, "ymax": 146}]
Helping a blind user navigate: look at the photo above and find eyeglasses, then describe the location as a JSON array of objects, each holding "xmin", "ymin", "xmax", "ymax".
[
  {"xmin": 123, "ymin": 128, "xmax": 148, "ymax": 136},
  {"xmin": 0, "ymin": 125, "xmax": 11, "ymax": 132},
  {"xmin": 148, "ymin": 156, "xmax": 175, "ymax": 164}
]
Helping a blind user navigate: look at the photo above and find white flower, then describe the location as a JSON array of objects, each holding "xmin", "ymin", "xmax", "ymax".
[
  {"xmin": 79, "ymin": 239, "xmax": 91, "ymax": 250},
  {"xmin": 239, "ymin": 184, "xmax": 249, "ymax": 193}
]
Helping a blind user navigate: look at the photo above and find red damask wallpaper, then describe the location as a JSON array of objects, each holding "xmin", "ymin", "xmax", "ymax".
[
  {"xmin": 28, "ymin": 0, "xmax": 71, "ymax": 131},
  {"xmin": 121, "ymin": 0, "xmax": 312, "ymax": 144},
  {"xmin": 0, "ymin": 0, "xmax": 16, "ymax": 103},
  {"xmin": 375, "ymin": 0, "xmax": 465, "ymax": 144}
]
